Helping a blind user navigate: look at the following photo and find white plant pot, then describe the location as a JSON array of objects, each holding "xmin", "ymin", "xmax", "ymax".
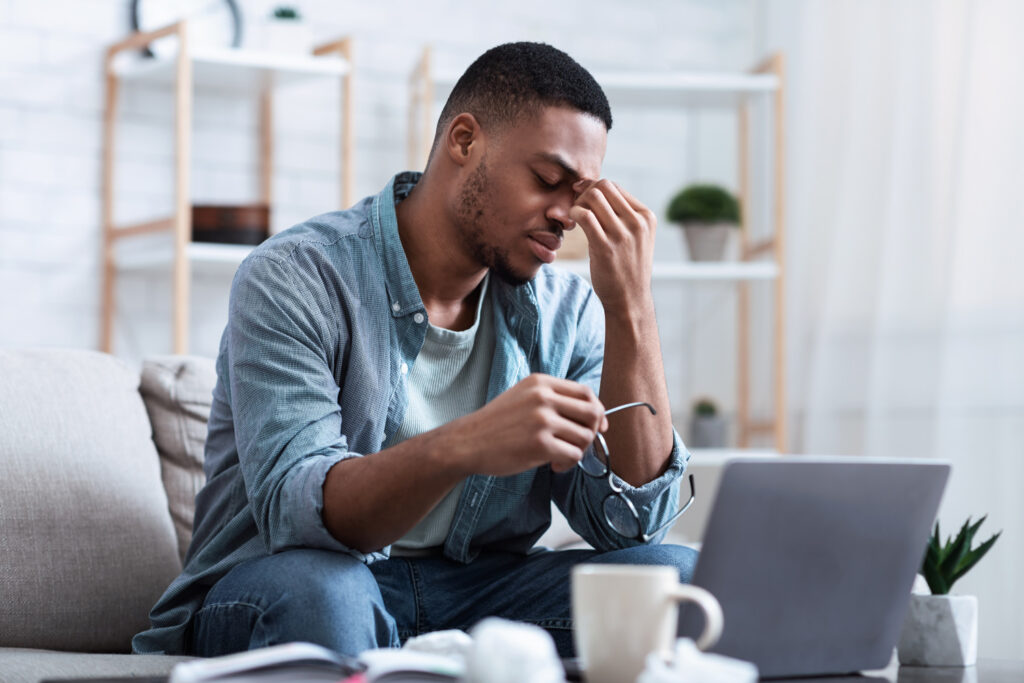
[
  {"xmin": 251, "ymin": 20, "xmax": 314, "ymax": 55},
  {"xmin": 689, "ymin": 415, "xmax": 727, "ymax": 448},
  {"xmin": 681, "ymin": 222, "xmax": 734, "ymax": 261},
  {"xmin": 898, "ymin": 594, "xmax": 978, "ymax": 667}
]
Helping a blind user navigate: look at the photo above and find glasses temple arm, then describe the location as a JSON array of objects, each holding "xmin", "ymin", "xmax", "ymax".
[{"xmin": 604, "ymin": 401, "xmax": 657, "ymax": 417}]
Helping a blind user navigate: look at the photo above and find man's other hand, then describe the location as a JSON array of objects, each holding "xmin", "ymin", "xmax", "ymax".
[{"xmin": 442, "ymin": 374, "xmax": 608, "ymax": 476}]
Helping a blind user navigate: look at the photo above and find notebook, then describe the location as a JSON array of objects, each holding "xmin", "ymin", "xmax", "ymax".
[{"xmin": 678, "ymin": 457, "xmax": 950, "ymax": 679}]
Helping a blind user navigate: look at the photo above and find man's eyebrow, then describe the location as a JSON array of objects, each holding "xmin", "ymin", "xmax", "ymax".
[{"xmin": 535, "ymin": 153, "xmax": 582, "ymax": 181}]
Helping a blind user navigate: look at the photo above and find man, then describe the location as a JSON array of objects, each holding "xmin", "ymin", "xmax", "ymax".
[{"xmin": 133, "ymin": 42, "xmax": 696, "ymax": 659}]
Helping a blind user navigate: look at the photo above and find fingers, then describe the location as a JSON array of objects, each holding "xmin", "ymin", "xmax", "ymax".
[
  {"xmin": 527, "ymin": 375, "xmax": 606, "ymax": 431},
  {"xmin": 573, "ymin": 179, "xmax": 635, "ymax": 219},
  {"xmin": 615, "ymin": 183, "xmax": 658, "ymax": 231},
  {"xmin": 571, "ymin": 179, "xmax": 654, "ymax": 243},
  {"xmin": 498, "ymin": 374, "xmax": 609, "ymax": 473}
]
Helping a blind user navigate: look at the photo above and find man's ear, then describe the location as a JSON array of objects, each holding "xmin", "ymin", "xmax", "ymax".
[{"xmin": 444, "ymin": 113, "xmax": 482, "ymax": 166}]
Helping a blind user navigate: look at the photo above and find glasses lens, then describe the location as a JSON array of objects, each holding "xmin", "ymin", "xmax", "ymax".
[
  {"xmin": 603, "ymin": 494, "xmax": 641, "ymax": 539},
  {"xmin": 578, "ymin": 437, "xmax": 609, "ymax": 477}
]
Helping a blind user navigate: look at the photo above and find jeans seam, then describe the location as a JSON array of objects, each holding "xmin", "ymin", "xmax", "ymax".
[
  {"xmin": 196, "ymin": 600, "xmax": 266, "ymax": 616},
  {"xmin": 407, "ymin": 560, "xmax": 425, "ymax": 637},
  {"xmin": 449, "ymin": 618, "xmax": 573, "ymax": 632},
  {"xmin": 530, "ymin": 618, "xmax": 573, "ymax": 629}
]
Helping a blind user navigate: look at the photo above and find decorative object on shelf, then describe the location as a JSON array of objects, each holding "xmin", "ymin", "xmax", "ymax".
[
  {"xmin": 898, "ymin": 516, "xmax": 1001, "ymax": 667},
  {"xmin": 667, "ymin": 184, "xmax": 741, "ymax": 262},
  {"xmin": 191, "ymin": 204, "xmax": 270, "ymax": 245},
  {"xmin": 689, "ymin": 398, "xmax": 727, "ymax": 448},
  {"xmin": 130, "ymin": 0, "xmax": 243, "ymax": 58},
  {"xmin": 252, "ymin": 5, "xmax": 314, "ymax": 55}
]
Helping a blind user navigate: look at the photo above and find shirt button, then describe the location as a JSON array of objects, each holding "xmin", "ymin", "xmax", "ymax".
[
  {"xmin": 413, "ymin": 313, "xmax": 425, "ymax": 324},
  {"xmin": 400, "ymin": 362, "xmax": 409, "ymax": 375},
  {"xmin": 392, "ymin": 302, "xmax": 401, "ymax": 312}
]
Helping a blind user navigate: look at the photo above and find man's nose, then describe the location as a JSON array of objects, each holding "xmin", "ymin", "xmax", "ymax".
[{"xmin": 547, "ymin": 199, "xmax": 576, "ymax": 231}]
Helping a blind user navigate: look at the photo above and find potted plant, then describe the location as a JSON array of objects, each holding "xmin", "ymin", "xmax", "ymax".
[
  {"xmin": 688, "ymin": 397, "xmax": 726, "ymax": 449},
  {"xmin": 666, "ymin": 184, "xmax": 741, "ymax": 261},
  {"xmin": 898, "ymin": 516, "xmax": 1001, "ymax": 666},
  {"xmin": 253, "ymin": 5, "xmax": 313, "ymax": 54}
]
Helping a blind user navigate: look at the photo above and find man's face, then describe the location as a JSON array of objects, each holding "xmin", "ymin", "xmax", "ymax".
[{"xmin": 453, "ymin": 106, "xmax": 607, "ymax": 285}]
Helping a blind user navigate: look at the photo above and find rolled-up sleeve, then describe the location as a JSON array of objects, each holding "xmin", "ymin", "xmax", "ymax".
[
  {"xmin": 550, "ymin": 285, "xmax": 689, "ymax": 550},
  {"xmin": 226, "ymin": 254, "xmax": 366, "ymax": 558}
]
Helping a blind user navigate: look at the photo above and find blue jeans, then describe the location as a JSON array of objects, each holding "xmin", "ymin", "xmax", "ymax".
[{"xmin": 190, "ymin": 544, "xmax": 698, "ymax": 658}]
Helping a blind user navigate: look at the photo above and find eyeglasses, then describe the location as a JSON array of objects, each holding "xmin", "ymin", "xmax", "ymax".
[{"xmin": 577, "ymin": 401, "xmax": 696, "ymax": 542}]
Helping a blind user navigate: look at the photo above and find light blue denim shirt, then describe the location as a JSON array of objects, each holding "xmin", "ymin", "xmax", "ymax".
[{"xmin": 133, "ymin": 172, "xmax": 689, "ymax": 655}]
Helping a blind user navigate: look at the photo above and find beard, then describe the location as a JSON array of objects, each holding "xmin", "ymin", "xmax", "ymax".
[{"xmin": 454, "ymin": 156, "xmax": 532, "ymax": 287}]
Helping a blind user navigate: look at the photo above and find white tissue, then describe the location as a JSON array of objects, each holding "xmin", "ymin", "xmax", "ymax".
[
  {"xmin": 636, "ymin": 638, "xmax": 758, "ymax": 683},
  {"xmin": 465, "ymin": 618, "xmax": 566, "ymax": 683},
  {"xmin": 403, "ymin": 629, "xmax": 476, "ymax": 661}
]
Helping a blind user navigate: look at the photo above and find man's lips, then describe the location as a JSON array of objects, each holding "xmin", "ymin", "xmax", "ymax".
[
  {"xmin": 527, "ymin": 231, "xmax": 562, "ymax": 264},
  {"xmin": 529, "ymin": 232, "xmax": 563, "ymax": 252}
]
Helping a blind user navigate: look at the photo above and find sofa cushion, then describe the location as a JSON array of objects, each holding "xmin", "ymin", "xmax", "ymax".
[
  {"xmin": 0, "ymin": 647, "xmax": 191, "ymax": 683},
  {"xmin": 0, "ymin": 349, "xmax": 182, "ymax": 653},
  {"xmin": 140, "ymin": 356, "xmax": 216, "ymax": 563}
]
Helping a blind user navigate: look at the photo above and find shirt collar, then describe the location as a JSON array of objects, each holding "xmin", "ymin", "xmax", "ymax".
[{"xmin": 371, "ymin": 172, "xmax": 425, "ymax": 317}]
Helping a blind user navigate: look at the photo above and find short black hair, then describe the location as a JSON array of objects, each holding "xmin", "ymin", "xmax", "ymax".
[{"xmin": 431, "ymin": 42, "xmax": 612, "ymax": 153}]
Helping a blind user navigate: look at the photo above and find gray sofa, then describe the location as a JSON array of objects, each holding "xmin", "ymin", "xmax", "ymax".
[
  {"xmin": 0, "ymin": 348, "xmax": 586, "ymax": 683},
  {"xmin": 0, "ymin": 349, "xmax": 214, "ymax": 682}
]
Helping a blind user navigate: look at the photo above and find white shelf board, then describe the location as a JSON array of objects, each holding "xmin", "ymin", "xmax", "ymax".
[
  {"xmin": 114, "ymin": 48, "xmax": 349, "ymax": 91},
  {"xmin": 557, "ymin": 259, "xmax": 778, "ymax": 281},
  {"xmin": 430, "ymin": 69, "xmax": 778, "ymax": 107},
  {"xmin": 115, "ymin": 234, "xmax": 254, "ymax": 272},
  {"xmin": 686, "ymin": 448, "xmax": 781, "ymax": 466}
]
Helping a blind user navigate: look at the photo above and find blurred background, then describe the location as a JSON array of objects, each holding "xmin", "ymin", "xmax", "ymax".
[{"xmin": 1, "ymin": 0, "xmax": 1021, "ymax": 659}]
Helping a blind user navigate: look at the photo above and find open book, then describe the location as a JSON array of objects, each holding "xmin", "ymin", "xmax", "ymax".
[{"xmin": 169, "ymin": 642, "xmax": 462, "ymax": 683}]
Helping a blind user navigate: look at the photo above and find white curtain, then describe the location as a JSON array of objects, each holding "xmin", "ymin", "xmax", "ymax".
[{"xmin": 761, "ymin": 0, "xmax": 1024, "ymax": 658}]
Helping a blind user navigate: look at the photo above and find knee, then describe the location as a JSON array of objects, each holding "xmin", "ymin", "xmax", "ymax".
[
  {"xmin": 592, "ymin": 543, "xmax": 700, "ymax": 584},
  {"xmin": 199, "ymin": 549, "xmax": 395, "ymax": 656},
  {"xmin": 283, "ymin": 549, "xmax": 381, "ymax": 615},
  {"xmin": 209, "ymin": 548, "xmax": 380, "ymax": 616},
  {"xmin": 639, "ymin": 544, "xmax": 700, "ymax": 583}
]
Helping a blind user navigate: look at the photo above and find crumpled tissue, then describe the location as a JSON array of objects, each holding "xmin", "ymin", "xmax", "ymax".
[
  {"xmin": 402, "ymin": 629, "xmax": 476, "ymax": 661},
  {"xmin": 465, "ymin": 617, "xmax": 566, "ymax": 683},
  {"xmin": 636, "ymin": 638, "xmax": 758, "ymax": 683}
]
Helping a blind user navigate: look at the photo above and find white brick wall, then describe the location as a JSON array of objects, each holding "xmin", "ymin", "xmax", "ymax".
[{"xmin": 0, "ymin": 0, "xmax": 758, "ymax": 428}]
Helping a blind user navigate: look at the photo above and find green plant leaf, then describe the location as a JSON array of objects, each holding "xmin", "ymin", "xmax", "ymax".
[
  {"xmin": 923, "ymin": 515, "xmax": 1001, "ymax": 594},
  {"xmin": 938, "ymin": 518, "xmax": 973, "ymax": 579},
  {"xmin": 666, "ymin": 184, "xmax": 741, "ymax": 224},
  {"xmin": 921, "ymin": 540, "xmax": 948, "ymax": 595},
  {"xmin": 950, "ymin": 531, "xmax": 1002, "ymax": 587}
]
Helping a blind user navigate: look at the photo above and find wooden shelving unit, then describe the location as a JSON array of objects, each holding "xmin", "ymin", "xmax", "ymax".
[
  {"xmin": 100, "ymin": 21, "xmax": 354, "ymax": 354},
  {"xmin": 408, "ymin": 48, "xmax": 787, "ymax": 452}
]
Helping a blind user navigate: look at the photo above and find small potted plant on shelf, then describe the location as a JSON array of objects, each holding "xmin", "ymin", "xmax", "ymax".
[
  {"xmin": 688, "ymin": 397, "xmax": 726, "ymax": 449},
  {"xmin": 898, "ymin": 516, "xmax": 1001, "ymax": 667},
  {"xmin": 254, "ymin": 5, "xmax": 313, "ymax": 54},
  {"xmin": 666, "ymin": 183, "xmax": 741, "ymax": 261}
]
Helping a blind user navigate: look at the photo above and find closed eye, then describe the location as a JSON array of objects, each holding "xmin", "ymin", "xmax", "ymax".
[{"xmin": 534, "ymin": 172, "xmax": 559, "ymax": 190}]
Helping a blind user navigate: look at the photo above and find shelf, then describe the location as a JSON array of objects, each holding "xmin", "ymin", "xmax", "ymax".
[
  {"xmin": 557, "ymin": 259, "xmax": 778, "ymax": 281},
  {"xmin": 113, "ymin": 243, "xmax": 777, "ymax": 281},
  {"xmin": 113, "ymin": 47, "xmax": 349, "ymax": 92},
  {"xmin": 114, "ymin": 233, "xmax": 253, "ymax": 272},
  {"xmin": 686, "ymin": 448, "xmax": 781, "ymax": 466},
  {"xmin": 430, "ymin": 69, "xmax": 779, "ymax": 107}
]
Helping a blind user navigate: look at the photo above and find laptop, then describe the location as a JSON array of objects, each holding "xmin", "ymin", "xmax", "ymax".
[{"xmin": 677, "ymin": 457, "xmax": 950, "ymax": 679}]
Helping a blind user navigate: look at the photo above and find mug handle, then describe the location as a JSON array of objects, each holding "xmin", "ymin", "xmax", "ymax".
[{"xmin": 668, "ymin": 584, "xmax": 724, "ymax": 651}]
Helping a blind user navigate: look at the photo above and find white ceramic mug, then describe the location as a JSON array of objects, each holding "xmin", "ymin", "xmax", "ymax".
[{"xmin": 572, "ymin": 564, "xmax": 723, "ymax": 683}]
